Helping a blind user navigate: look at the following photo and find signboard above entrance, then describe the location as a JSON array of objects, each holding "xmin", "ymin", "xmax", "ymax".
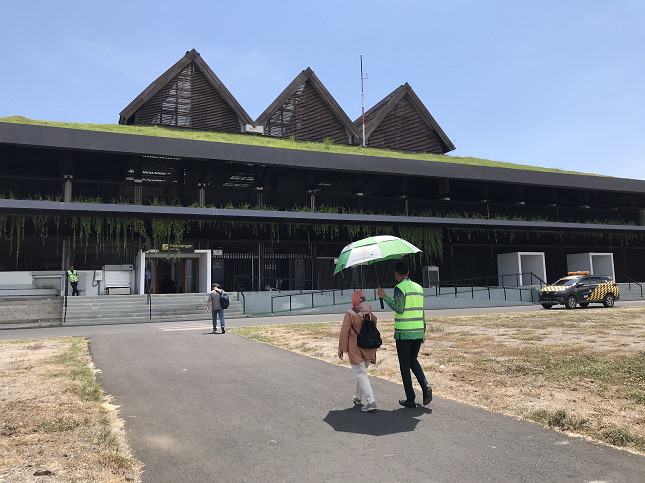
[{"xmin": 161, "ymin": 243, "xmax": 195, "ymax": 253}]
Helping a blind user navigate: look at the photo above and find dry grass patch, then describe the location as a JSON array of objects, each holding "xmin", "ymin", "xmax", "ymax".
[
  {"xmin": 232, "ymin": 307, "xmax": 645, "ymax": 454},
  {"xmin": 0, "ymin": 337, "xmax": 142, "ymax": 482}
]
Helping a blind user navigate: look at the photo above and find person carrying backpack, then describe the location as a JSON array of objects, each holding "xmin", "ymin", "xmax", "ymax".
[
  {"xmin": 206, "ymin": 283, "xmax": 227, "ymax": 334},
  {"xmin": 338, "ymin": 291, "xmax": 381, "ymax": 412}
]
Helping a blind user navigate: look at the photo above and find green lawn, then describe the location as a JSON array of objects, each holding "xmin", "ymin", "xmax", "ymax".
[{"xmin": 1, "ymin": 116, "xmax": 595, "ymax": 176}]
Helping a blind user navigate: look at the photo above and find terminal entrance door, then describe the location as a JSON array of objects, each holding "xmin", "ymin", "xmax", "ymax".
[{"xmin": 153, "ymin": 258, "xmax": 199, "ymax": 293}]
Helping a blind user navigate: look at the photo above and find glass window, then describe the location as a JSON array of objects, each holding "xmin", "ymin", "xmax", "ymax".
[{"xmin": 553, "ymin": 277, "xmax": 580, "ymax": 286}]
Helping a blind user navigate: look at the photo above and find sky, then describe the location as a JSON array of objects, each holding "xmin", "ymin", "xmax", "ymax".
[{"xmin": 1, "ymin": 1, "xmax": 644, "ymax": 179}]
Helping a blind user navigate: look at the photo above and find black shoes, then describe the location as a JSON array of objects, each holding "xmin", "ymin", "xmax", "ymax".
[
  {"xmin": 399, "ymin": 399, "xmax": 417, "ymax": 408},
  {"xmin": 399, "ymin": 389, "xmax": 432, "ymax": 408},
  {"xmin": 423, "ymin": 387, "xmax": 433, "ymax": 406},
  {"xmin": 221, "ymin": 328, "xmax": 226, "ymax": 334}
]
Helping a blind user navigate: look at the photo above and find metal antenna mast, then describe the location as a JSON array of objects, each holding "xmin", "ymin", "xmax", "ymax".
[{"xmin": 360, "ymin": 54, "xmax": 368, "ymax": 147}]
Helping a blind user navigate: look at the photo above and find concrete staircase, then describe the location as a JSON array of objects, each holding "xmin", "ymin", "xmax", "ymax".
[
  {"xmin": 617, "ymin": 283, "xmax": 645, "ymax": 302},
  {"xmin": 63, "ymin": 293, "xmax": 245, "ymax": 326},
  {"xmin": 0, "ymin": 297, "xmax": 63, "ymax": 329}
]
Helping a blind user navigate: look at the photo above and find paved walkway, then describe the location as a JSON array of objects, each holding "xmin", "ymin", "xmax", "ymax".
[
  {"xmin": 3, "ymin": 303, "xmax": 645, "ymax": 481},
  {"xmin": 88, "ymin": 328, "xmax": 644, "ymax": 482}
]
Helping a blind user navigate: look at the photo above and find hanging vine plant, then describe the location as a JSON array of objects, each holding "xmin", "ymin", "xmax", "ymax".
[{"xmin": 397, "ymin": 226, "xmax": 443, "ymax": 267}]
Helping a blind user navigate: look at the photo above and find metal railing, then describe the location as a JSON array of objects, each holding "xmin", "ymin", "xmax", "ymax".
[
  {"xmin": 234, "ymin": 275, "xmax": 313, "ymax": 294},
  {"xmin": 266, "ymin": 272, "xmax": 546, "ymax": 314},
  {"xmin": 616, "ymin": 270, "xmax": 643, "ymax": 297},
  {"xmin": 234, "ymin": 277, "xmax": 246, "ymax": 314},
  {"xmin": 270, "ymin": 285, "xmax": 381, "ymax": 314}
]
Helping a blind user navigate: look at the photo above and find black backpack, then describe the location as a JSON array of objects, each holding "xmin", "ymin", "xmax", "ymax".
[
  {"xmin": 352, "ymin": 313, "xmax": 382, "ymax": 349},
  {"xmin": 220, "ymin": 291, "xmax": 230, "ymax": 309}
]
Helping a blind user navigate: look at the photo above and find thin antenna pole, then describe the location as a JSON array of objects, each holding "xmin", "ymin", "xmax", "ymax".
[{"xmin": 360, "ymin": 54, "xmax": 367, "ymax": 147}]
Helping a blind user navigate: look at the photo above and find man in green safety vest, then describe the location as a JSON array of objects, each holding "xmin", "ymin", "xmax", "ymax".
[
  {"xmin": 66, "ymin": 265, "xmax": 80, "ymax": 296},
  {"xmin": 378, "ymin": 261, "xmax": 432, "ymax": 408}
]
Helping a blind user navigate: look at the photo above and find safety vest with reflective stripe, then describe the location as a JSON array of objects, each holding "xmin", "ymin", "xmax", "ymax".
[
  {"xmin": 67, "ymin": 270, "xmax": 78, "ymax": 282},
  {"xmin": 394, "ymin": 279, "xmax": 425, "ymax": 340}
]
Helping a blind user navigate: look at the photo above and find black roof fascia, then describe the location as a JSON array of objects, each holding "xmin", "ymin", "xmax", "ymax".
[
  {"xmin": 2, "ymin": 122, "xmax": 645, "ymax": 195},
  {"xmin": 1, "ymin": 199, "xmax": 643, "ymax": 234}
]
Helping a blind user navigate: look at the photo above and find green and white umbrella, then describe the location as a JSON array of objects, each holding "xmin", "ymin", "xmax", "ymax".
[{"xmin": 333, "ymin": 235, "xmax": 422, "ymax": 275}]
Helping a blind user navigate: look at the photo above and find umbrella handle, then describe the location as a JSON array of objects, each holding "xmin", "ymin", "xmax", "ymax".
[{"xmin": 375, "ymin": 269, "xmax": 385, "ymax": 309}]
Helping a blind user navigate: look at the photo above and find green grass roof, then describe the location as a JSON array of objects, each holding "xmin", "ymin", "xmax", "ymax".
[{"xmin": 0, "ymin": 116, "xmax": 595, "ymax": 176}]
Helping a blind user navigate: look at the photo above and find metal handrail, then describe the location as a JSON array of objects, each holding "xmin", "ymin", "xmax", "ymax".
[
  {"xmin": 270, "ymin": 285, "xmax": 380, "ymax": 314},
  {"xmin": 234, "ymin": 277, "xmax": 246, "ymax": 314},
  {"xmin": 615, "ymin": 270, "xmax": 643, "ymax": 297},
  {"xmin": 435, "ymin": 271, "xmax": 546, "ymax": 288},
  {"xmin": 268, "ymin": 283, "xmax": 538, "ymax": 314},
  {"xmin": 267, "ymin": 273, "xmax": 545, "ymax": 314}
]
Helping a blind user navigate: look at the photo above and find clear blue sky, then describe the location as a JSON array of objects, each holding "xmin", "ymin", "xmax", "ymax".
[{"xmin": 2, "ymin": 1, "xmax": 644, "ymax": 179}]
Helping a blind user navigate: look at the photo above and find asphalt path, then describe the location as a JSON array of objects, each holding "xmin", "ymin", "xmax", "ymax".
[
  {"xmin": 3, "ymin": 302, "xmax": 645, "ymax": 481},
  {"xmin": 89, "ymin": 328, "xmax": 645, "ymax": 482}
]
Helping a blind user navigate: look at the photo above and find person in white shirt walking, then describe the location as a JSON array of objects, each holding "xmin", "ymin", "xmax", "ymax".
[{"xmin": 206, "ymin": 283, "xmax": 226, "ymax": 334}]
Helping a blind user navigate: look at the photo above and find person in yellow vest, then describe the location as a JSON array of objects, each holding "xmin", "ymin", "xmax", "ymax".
[
  {"xmin": 378, "ymin": 261, "xmax": 432, "ymax": 408},
  {"xmin": 66, "ymin": 265, "xmax": 80, "ymax": 296}
]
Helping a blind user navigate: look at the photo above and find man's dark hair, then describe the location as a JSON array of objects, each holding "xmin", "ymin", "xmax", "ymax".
[
  {"xmin": 394, "ymin": 262, "xmax": 409, "ymax": 276},
  {"xmin": 212, "ymin": 282, "xmax": 220, "ymax": 288}
]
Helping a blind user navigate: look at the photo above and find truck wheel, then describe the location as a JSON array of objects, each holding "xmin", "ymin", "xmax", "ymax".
[
  {"xmin": 565, "ymin": 295, "xmax": 577, "ymax": 310},
  {"xmin": 603, "ymin": 294, "xmax": 615, "ymax": 308},
  {"xmin": 579, "ymin": 303, "xmax": 589, "ymax": 308}
]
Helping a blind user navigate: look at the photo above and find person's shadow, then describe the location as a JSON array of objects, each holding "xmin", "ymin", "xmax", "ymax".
[{"xmin": 323, "ymin": 405, "xmax": 432, "ymax": 436}]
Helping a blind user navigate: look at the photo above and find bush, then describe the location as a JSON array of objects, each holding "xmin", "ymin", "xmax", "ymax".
[{"xmin": 602, "ymin": 428, "xmax": 633, "ymax": 446}]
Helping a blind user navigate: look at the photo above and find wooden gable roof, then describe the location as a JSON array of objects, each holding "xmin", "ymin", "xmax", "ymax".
[
  {"xmin": 256, "ymin": 68, "xmax": 360, "ymax": 145},
  {"xmin": 355, "ymin": 83, "xmax": 455, "ymax": 154},
  {"xmin": 119, "ymin": 49, "xmax": 253, "ymax": 133}
]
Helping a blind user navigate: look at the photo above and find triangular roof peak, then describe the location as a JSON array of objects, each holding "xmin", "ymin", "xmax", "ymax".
[
  {"xmin": 256, "ymin": 67, "xmax": 360, "ymax": 143},
  {"xmin": 356, "ymin": 83, "xmax": 455, "ymax": 153},
  {"xmin": 119, "ymin": 49, "xmax": 253, "ymax": 129}
]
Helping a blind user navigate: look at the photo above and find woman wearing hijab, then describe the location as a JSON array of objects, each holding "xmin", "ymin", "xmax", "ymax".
[{"xmin": 338, "ymin": 291, "xmax": 378, "ymax": 412}]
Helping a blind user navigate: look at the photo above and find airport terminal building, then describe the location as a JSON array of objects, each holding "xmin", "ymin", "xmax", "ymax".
[{"xmin": 1, "ymin": 50, "xmax": 644, "ymax": 298}]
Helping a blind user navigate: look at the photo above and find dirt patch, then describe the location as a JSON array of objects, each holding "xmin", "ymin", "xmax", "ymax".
[
  {"xmin": 0, "ymin": 337, "xmax": 142, "ymax": 482},
  {"xmin": 232, "ymin": 307, "xmax": 645, "ymax": 454}
]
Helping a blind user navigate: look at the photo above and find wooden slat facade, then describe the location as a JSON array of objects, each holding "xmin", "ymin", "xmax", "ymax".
[
  {"xmin": 365, "ymin": 95, "xmax": 444, "ymax": 152},
  {"xmin": 134, "ymin": 62, "xmax": 241, "ymax": 133},
  {"xmin": 263, "ymin": 80, "xmax": 350, "ymax": 144},
  {"xmin": 256, "ymin": 68, "xmax": 359, "ymax": 145},
  {"xmin": 119, "ymin": 49, "xmax": 253, "ymax": 134},
  {"xmin": 356, "ymin": 83, "xmax": 455, "ymax": 154}
]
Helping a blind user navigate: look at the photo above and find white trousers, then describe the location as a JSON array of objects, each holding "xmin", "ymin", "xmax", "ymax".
[{"xmin": 351, "ymin": 358, "xmax": 375, "ymax": 404}]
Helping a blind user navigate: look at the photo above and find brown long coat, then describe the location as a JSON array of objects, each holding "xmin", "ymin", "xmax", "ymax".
[{"xmin": 339, "ymin": 310, "xmax": 378, "ymax": 365}]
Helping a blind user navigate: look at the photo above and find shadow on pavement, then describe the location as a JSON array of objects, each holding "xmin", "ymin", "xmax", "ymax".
[{"xmin": 323, "ymin": 406, "xmax": 432, "ymax": 436}]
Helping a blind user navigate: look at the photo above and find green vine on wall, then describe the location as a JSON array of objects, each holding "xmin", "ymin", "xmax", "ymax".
[
  {"xmin": 397, "ymin": 226, "xmax": 444, "ymax": 267},
  {"xmin": 0, "ymin": 212, "xmax": 643, "ymax": 266}
]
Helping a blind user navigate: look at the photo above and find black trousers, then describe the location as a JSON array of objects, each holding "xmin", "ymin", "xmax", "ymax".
[
  {"xmin": 396, "ymin": 338, "xmax": 428, "ymax": 402},
  {"xmin": 70, "ymin": 281, "xmax": 79, "ymax": 296}
]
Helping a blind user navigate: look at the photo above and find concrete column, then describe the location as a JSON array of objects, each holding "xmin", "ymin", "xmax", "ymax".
[
  {"xmin": 310, "ymin": 194, "xmax": 316, "ymax": 212},
  {"xmin": 64, "ymin": 176, "xmax": 73, "ymax": 202},
  {"xmin": 199, "ymin": 187, "xmax": 206, "ymax": 208},
  {"xmin": 439, "ymin": 179, "xmax": 450, "ymax": 201},
  {"xmin": 134, "ymin": 179, "xmax": 142, "ymax": 205}
]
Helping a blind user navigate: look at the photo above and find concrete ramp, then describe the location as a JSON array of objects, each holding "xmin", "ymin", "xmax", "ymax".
[
  {"xmin": 0, "ymin": 297, "xmax": 63, "ymax": 329},
  {"xmin": 63, "ymin": 293, "xmax": 245, "ymax": 326}
]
